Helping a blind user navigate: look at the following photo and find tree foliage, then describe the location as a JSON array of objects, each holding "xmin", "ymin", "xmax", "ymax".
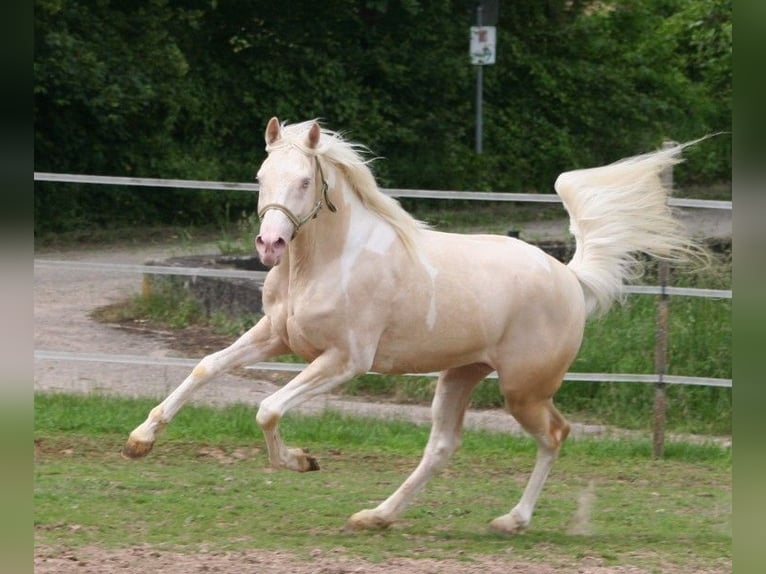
[{"xmin": 34, "ymin": 0, "xmax": 731, "ymax": 234}]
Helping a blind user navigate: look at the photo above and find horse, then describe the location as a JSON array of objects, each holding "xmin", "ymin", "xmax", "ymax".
[{"xmin": 123, "ymin": 117, "xmax": 705, "ymax": 534}]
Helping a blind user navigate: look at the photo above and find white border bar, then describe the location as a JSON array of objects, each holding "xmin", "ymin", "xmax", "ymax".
[
  {"xmin": 33, "ymin": 259, "xmax": 732, "ymax": 300},
  {"xmin": 34, "ymin": 350, "xmax": 731, "ymax": 388},
  {"xmin": 34, "ymin": 172, "xmax": 732, "ymax": 210}
]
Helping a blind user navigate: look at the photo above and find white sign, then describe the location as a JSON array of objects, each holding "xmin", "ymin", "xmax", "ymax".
[{"xmin": 470, "ymin": 26, "xmax": 496, "ymax": 65}]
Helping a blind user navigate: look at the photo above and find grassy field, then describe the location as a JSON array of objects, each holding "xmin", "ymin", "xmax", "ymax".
[{"xmin": 34, "ymin": 393, "xmax": 731, "ymax": 572}]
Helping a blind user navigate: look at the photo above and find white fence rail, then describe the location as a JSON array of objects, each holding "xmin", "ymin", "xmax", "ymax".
[
  {"xmin": 33, "ymin": 172, "xmax": 733, "ymax": 210},
  {"xmin": 33, "ymin": 349, "xmax": 732, "ymax": 388},
  {"xmin": 31, "ymin": 259, "xmax": 732, "ymax": 300},
  {"xmin": 34, "ymin": 171, "xmax": 732, "ymax": 392}
]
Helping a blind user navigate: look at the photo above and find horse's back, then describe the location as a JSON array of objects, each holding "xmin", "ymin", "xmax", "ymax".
[{"xmin": 422, "ymin": 230, "xmax": 582, "ymax": 313}]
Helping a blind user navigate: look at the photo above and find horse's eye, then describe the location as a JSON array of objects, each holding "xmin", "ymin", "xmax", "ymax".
[{"xmin": 301, "ymin": 178, "xmax": 311, "ymax": 189}]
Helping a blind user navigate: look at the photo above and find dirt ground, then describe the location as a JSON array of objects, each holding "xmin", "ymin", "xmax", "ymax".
[
  {"xmin": 34, "ymin": 543, "xmax": 725, "ymax": 574},
  {"xmin": 33, "ymin": 210, "xmax": 731, "ymax": 573}
]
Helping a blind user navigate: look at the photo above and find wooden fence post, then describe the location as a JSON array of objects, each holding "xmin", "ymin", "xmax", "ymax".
[{"xmin": 653, "ymin": 140, "xmax": 676, "ymax": 459}]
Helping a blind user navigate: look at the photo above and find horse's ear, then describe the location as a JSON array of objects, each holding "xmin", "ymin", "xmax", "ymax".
[
  {"xmin": 265, "ymin": 117, "xmax": 281, "ymax": 145},
  {"xmin": 307, "ymin": 122, "xmax": 321, "ymax": 150}
]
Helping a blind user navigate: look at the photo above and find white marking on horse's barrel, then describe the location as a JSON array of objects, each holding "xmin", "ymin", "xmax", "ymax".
[{"xmin": 417, "ymin": 254, "xmax": 439, "ymax": 330}]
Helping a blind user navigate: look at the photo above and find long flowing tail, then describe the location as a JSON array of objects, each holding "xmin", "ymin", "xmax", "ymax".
[{"xmin": 556, "ymin": 142, "xmax": 708, "ymax": 317}]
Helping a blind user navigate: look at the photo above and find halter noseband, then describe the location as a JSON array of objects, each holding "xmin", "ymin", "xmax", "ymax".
[{"xmin": 257, "ymin": 156, "xmax": 336, "ymax": 239}]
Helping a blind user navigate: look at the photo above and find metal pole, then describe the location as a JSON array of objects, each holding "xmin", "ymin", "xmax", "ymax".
[
  {"xmin": 653, "ymin": 259, "xmax": 669, "ymax": 459},
  {"xmin": 475, "ymin": 3, "xmax": 483, "ymax": 155},
  {"xmin": 652, "ymin": 140, "xmax": 676, "ymax": 459}
]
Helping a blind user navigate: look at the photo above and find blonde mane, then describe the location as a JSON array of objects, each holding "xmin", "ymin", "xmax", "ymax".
[{"xmin": 268, "ymin": 120, "xmax": 427, "ymax": 256}]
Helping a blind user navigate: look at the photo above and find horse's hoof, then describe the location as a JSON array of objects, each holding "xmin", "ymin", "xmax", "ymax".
[
  {"xmin": 489, "ymin": 512, "xmax": 528, "ymax": 535},
  {"xmin": 305, "ymin": 455, "xmax": 320, "ymax": 471},
  {"xmin": 290, "ymin": 448, "xmax": 320, "ymax": 472},
  {"xmin": 345, "ymin": 510, "xmax": 392, "ymax": 531},
  {"xmin": 121, "ymin": 438, "xmax": 154, "ymax": 459}
]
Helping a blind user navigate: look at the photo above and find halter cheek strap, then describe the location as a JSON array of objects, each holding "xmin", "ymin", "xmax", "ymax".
[{"xmin": 257, "ymin": 157, "xmax": 336, "ymax": 239}]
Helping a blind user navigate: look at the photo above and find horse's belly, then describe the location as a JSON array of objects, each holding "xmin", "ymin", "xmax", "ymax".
[
  {"xmin": 370, "ymin": 318, "xmax": 491, "ymax": 374},
  {"xmin": 370, "ymin": 348, "xmax": 483, "ymax": 375}
]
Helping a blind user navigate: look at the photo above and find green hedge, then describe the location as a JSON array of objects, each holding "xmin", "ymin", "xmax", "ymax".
[{"xmin": 34, "ymin": 0, "xmax": 730, "ymax": 234}]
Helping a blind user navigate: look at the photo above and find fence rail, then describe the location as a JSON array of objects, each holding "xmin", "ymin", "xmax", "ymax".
[
  {"xmin": 32, "ymin": 259, "xmax": 732, "ymax": 300},
  {"xmin": 33, "ymin": 350, "xmax": 732, "ymax": 388},
  {"xmin": 33, "ymin": 171, "xmax": 732, "ymax": 402},
  {"xmin": 33, "ymin": 172, "xmax": 733, "ymax": 210}
]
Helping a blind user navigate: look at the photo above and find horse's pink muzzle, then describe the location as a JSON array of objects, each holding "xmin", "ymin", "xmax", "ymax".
[
  {"xmin": 255, "ymin": 211, "xmax": 293, "ymax": 267},
  {"xmin": 255, "ymin": 234, "xmax": 286, "ymax": 267}
]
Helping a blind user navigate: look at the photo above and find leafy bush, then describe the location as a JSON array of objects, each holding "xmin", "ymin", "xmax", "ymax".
[{"xmin": 34, "ymin": 0, "xmax": 730, "ymax": 234}]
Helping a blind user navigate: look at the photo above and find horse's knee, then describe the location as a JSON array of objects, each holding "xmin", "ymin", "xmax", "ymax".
[{"xmin": 192, "ymin": 353, "xmax": 221, "ymax": 380}]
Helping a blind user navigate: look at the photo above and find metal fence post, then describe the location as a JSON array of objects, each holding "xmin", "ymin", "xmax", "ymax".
[{"xmin": 653, "ymin": 140, "xmax": 676, "ymax": 459}]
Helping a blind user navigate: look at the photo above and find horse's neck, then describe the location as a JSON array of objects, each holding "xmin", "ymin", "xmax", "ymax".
[
  {"xmin": 286, "ymin": 177, "xmax": 395, "ymax": 278},
  {"xmin": 287, "ymin": 179, "xmax": 352, "ymax": 276}
]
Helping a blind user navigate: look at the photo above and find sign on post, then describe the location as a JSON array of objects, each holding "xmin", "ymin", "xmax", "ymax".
[{"xmin": 470, "ymin": 26, "xmax": 496, "ymax": 65}]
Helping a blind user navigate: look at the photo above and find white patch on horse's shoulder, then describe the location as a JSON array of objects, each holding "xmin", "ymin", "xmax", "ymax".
[
  {"xmin": 340, "ymin": 221, "xmax": 366, "ymax": 293},
  {"xmin": 340, "ymin": 208, "xmax": 397, "ymax": 293},
  {"xmin": 365, "ymin": 223, "xmax": 396, "ymax": 255},
  {"xmin": 340, "ymin": 252, "xmax": 357, "ymax": 294}
]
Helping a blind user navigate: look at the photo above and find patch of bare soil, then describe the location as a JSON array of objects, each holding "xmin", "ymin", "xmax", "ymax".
[
  {"xmin": 107, "ymin": 319, "xmax": 236, "ymax": 359},
  {"xmin": 117, "ymin": 321, "xmax": 295, "ymax": 386},
  {"xmin": 34, "ymin": 544, "xmax": 721, "ymax": 574},
  {"xmin": 101, "ymin": 314, "xmax": 294, "ymax": 386}
]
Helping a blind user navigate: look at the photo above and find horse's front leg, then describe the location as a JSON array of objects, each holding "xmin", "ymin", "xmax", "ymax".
[
  {"xmin": 255, "ymin": 351, "xmax": 362, "ymax": 472},
  {"xmin": 122, "ymin": 316, "xmax": 288, "ymax": 459}
]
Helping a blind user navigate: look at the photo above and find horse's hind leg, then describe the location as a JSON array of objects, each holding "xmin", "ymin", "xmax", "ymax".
[
  {"xmin": 490, "ymin": 392, "xmax": 570, "ymax": 534},
  {"xmin": 346, "ymin": 363, "xmax": 492, "ymax": 530}
]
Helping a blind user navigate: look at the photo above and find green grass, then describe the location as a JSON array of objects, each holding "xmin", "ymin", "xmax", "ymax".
[
  {"xmin": 34, "ymin": 224, "xmax": 220, "ymax": 252},
  {"xmin": 34, "ymin": 393, "xmax": 731, "ymax": 571},
  {"xmin": 561, "ymin": 294, "xmax": 731, "ymax": 434},
  {"xmin": 403, "ymin": 199, "xmax": 567, "ymax": 235},
  {"xmin": 91, "ymin": 280, "xmax": 261, "ymax": 338}
]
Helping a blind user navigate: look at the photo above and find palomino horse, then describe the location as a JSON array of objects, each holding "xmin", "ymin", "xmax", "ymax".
[{"xmin": 124, "ymin": 118, "xmax": 703, "ymax": 533}]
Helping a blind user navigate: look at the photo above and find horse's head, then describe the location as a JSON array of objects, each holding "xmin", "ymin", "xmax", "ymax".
[{"xmin": 255, "ymin": 117, "xmax": 334, "ymax": 267}]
